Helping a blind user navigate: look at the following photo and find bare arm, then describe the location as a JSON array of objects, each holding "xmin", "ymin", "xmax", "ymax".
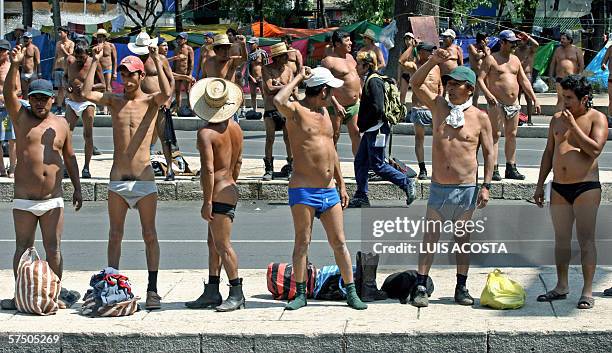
[
  {"xmin": 517, "ymin": 63, "xmax": 539, "ymax": 109},
  {"xmin": 151, "ymin": 47, "xmax": 172, "ymax": 106},
  {"xmin": 478, "ymin": 111, "xmax": 494, "ymax": 184},
  {"xmin": 534, "ymin": 119, "xmax": 556, "ymax": 207},
  {"xmin": 61, "ymin": 42, "xmax": 73, "ymax": 56},
  {"xmin": 3, "ymin": 46, "xmax": 25, "ymax": 122},
  {"xmin": 196, "ymin": 48, "xmax": 205, "ymax": 79},
  {"xmin": 188, "ymin": 47, "xmax": 194, "ymax": 76},
  {"xmin": 410, "ymin": 55, "xmax": 444, "ymax": 111},
  {"xmin": 332, "ymin": 143, "xmax": 349, "ymax": 209},
  {"xmin": 162, "ymin": 57, "xmax": 175, "ymax": 97},
  {"xmin": 456, "ymin": 46, "xmax": 464, "ymax": 65},
  {"xmin": 567, "ymin": 112, "xmax": 608, "ymax": 158},
  {"xmin": 111, "ymin": 44, "xmax": 118, "ymax": 76},
  {"xmin": 549, "ymin": 49, "xmax": 558, "ymax": 78},
  {"xmin": 34, "ymin": 47, "xmax": 41, "ymax": 74},
  {"xmin": 577, "ymin": 47, "xmax": 584, "ymax": 73},
  {"xmin": 232, "ymin": 124, "xmax": 243, "ymax": 181},
  {"xmin": 262, "ymin": 67, "xmax": 285, "ymax": 94},
  {"xmin": 602, "ymin": 47, "xmax": 612, "ymax": 70},
  {"xmin": 477, "ymin": 56, "xmax": 497, "ymax": 105},
  {"xmin": 273, "ymin": 67, "xmax": 309, "ymax": 119},
  {"xmin": 295, "ymin": 51, "xmax": 303, "ymax": 73},
  {"xmin": 376, "ymin": 47, "xmax": 386, "ymax": 71},
  {"xmin": 61, "ymin": 122, "xmax": 82, "ymax": 211},
  {"xmin": 198, "ymin": 134, "xmax": 215, "ymax": 205}
]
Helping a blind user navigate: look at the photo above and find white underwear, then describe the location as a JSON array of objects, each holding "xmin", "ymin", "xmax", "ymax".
[
  {"xmin": 65, "ymin": 98, "xmax": 96, "ymax": 119},
  {"xmin": 108, "ymin": 181, "xmax": 158, "ymax": 209},
  {"xmin": 13, "ymin": 198, "xmax": 64, "ymax": 217}
]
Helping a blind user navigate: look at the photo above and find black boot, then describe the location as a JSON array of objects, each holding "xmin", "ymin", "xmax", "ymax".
[
  {"xmin": 492, "ymin": 165, "xmax": 502, "ymax": 181},
  {"xmin": 360, "ymin": 253, "xmax": 388, "ymax": 302},
  {"xmin": 262, "ymin": 158, "xmax": 273, "ymax": 181},
  {"xmin": 185, "ymin": 282, "xmax": 222, "ymax": 309},
  {"xmin": 280, "ymin": 158, "xmax": 293, "ymax": 179},
  {"xmin": 505, "ymin": 163, "xmax": 525, "ymax": 180},
  {"xmin": 216, "ymin": 279, "xmax": 245, "ymax": 312},
  {"xmin": 355, "ymin": 251, "xmax": 364, "ymax": 298}
]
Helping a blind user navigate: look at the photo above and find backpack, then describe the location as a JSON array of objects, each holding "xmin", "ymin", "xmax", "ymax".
[
  {"xmin": 364, "ymin": 73, "xmax": 407, "ymax": 126},
  {"xmin": 266, "ymin": 263, "xmax": 317, "ymax": 300},
  {"xmin": 15, "ymin": 247, "xmax": 61, "ymax": 315},
  {"xmin": 381, "ymin": 270, "xmax": 435, "ymax": 304},
  {"xmin": 313, "ymin": 265, "xmax": 357, "ymax": 300}
]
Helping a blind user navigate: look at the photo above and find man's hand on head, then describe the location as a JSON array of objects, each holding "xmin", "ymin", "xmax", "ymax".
[
  {"xmin": 10, "ymin": 45, "xmax": 25, "ymax": 65},
  {"xmin": 430, "ymin": 49, "xmax": 454, "ymax": 64},
  {"xmin": 301, "ymin": 66, "xmax": 313, "ymax": 80},
  {"xmin": 149, "ymin": 45, "xmax": 160, "ymax": 61}
]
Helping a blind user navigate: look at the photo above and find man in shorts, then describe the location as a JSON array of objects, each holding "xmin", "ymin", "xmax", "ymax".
[
  {"xmin": 52, "ymin": 26, "xmax": 73, "ymax": 115},
  {"xmin": 19, "ymin": 32, "xmax": 40, "ymax": 97}
]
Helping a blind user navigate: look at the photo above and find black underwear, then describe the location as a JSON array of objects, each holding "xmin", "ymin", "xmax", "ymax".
[
  {"xmin": 212, "ymin": 202, "xmax": 236, "ymax": 222},
  {"xmin": 551, "ymin": 181, "xmax": 601, "ymax": 204}
]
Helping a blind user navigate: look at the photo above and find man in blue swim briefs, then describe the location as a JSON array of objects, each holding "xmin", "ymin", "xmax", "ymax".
[
  {"xmin": 410, "ymin": 49, "xmax": 495, "ymax": 308},
  {"xmin": 274, "ymin": 66, "xmax": 367, "ymax": 311}
]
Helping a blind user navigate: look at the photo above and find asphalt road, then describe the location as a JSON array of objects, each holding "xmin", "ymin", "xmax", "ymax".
[
  {"xmin": 1, "ymin": 200, "xmax": 612, "ymax": 271},
  {"xmin": 72, "ymin": 127, "xmax": 612, "ymax": 170}
]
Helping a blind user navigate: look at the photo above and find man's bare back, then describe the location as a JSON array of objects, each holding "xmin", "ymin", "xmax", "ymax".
[
  {"xmin": 204, "ymin": 56, "xmax": 240, "ymax": 81},
  {"xmin": 321, "ymin": 53, "xmax": 360, "ymax": 106}
]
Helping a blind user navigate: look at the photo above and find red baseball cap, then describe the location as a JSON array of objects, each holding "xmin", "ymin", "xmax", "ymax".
[{"xmin": 119, "ymin": 56, "xmax": 145, "ymax": 73}]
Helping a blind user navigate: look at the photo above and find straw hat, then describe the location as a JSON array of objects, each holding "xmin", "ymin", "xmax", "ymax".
[
  {"xmin": 212, "ymin": 34, "xmax": 231, "ymax": 47},
  {"xmin": 269, "ymin": 42, "xmax": 289, "ymax": 57},
  {"xmin": 95, "ymin": 28, "xmax": 110, "ymax": 38},
  {"xmin": 128, "ymin": 31, "xmax": 158, "ymax": 55},
  {"xmin": 361, "ymin": 29, "xmax": 377, "ymax": 41},
  {"xmin": 189, "ymin": 78, "xmax": 243, "ymax": 123}
]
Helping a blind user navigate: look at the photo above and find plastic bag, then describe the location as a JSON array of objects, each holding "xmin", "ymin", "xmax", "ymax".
[
  {"xmin": 532, "ymin": 77, "xmax": 549, "ymax": 93},
  {"xmin": 480, "ymin": 269, "xmax": 526, "ymax": 310}
]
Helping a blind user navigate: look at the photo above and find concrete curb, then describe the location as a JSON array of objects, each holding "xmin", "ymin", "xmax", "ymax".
[{"xmin": 2, "ymin": 180, "xmax": 612, "ymax": 202}]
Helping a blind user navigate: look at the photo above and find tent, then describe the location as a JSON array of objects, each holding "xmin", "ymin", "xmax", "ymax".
[{"xmin": 585, "ymin": 44, "xmax": 610, "ymax": 89}]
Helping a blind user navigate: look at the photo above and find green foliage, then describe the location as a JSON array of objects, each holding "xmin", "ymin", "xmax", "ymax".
[
  {"xmin": 336, "ymin": 0, "xmax": 394, "ymax": 25},
  {"xmin": 439, "ymin": 0, "xmax": 492, "ymax": 23},
  {"xmin": 220, "ymin": 0, "xmax": 314, "ymax": 26}
]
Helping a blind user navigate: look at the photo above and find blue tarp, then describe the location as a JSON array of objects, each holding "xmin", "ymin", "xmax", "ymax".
[{"xmin": 585, "ymin": 45, "xmax": 609, "ymax": 89}]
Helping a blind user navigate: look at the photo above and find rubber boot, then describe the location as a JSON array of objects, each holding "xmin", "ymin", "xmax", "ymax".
[
  {"xmin": 285, "ymin": 282, "xmax": 307, "ymax": 310},
  {"xmin": 492, "ymin": 164, "xmax": 502, "ymax": 181},
  {"xmin": 216, "ymin": 279, "xmax": 245, "ymax": 312},
  {"xmin": 345, "ymin": 283, "xmax": 368, "ymax": 310},
  {"xmin": 262, "ymin": 157, "xmax": 273, "ymax": 181},
  {"xmin": 185, "ymin": 282, "xmax": 222, "ymax": 309},
  {"xmin": 505, "ymin": 163, "xmax": 525, "ymax": 180},
  {"xmin": 280, "ymin": 157, "xmax": 293, "ymax": 179},
  {"xmin": 354, "ymin": 251, "xmax": 363, "ymax": 298},
  {"xmin": 360, "ymin": 253, "xmax": 388, "ymax": 302}
]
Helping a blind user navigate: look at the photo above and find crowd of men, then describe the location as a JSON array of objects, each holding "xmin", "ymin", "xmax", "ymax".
[{"xmin": 0, "ymin": 24, "xmax": 610, "ymax": 313}]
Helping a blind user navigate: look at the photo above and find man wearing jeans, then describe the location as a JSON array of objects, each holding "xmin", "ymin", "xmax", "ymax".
[{"xmin": 348, "ymin": 50, "xmax": 416, "ymax": 208}]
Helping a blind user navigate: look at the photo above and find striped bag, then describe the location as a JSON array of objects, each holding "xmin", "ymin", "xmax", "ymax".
[
  {"xmin": 266, "ymin": 263, "xmax": 316, "ymax": 300},
  {"xmin": 15, "ymin": 247, "xmax": 61, "ymax": 316},
  {"xmin": 80, "ymin": 296, "xmax": 140, "ymax": 317}
]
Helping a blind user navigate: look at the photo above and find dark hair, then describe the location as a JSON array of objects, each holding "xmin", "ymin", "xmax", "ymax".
[
  {"xmin": 226, "ymin": 28, "xmax": 237, "ymax": 36},
  {"xmin": 561, "ymin": 32, "xmax": 573, "ymax": 43},
  {"xmin": 476, "ymin": 32, "xmax": 487, "ymax": 42},
  {"xmin": 332, "ymin": 31, "xmax": 350, "ymax": 46},
  {"xmin": 74, "ymin": 39, "xmax": 89, "ymax": 56},
  {"xmin": 559, "ymin": 75, "xmax": 592, "ymax": 108},
  {"xmin": 58, "ymin": 26, "xmax": 69, "ymax": 34},
  {"xmin": 282, "ymin": 35, "xmax": 293, "ymax": 44},
  {"xmin": 305, "ymin": 84, "xmax": 327, "ymax": 97}
]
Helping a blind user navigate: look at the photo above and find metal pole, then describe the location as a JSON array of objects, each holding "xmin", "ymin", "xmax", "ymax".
[
  {"xmin": 0, "ymin": 0, "xmax": 4, "ymax": 39},
  {"xmin": 84, "ymin": 0, "xmax": 87, "ymax": 15}
]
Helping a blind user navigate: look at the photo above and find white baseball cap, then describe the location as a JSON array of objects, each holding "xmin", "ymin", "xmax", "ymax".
[
  {"xmin": 441, "ymin": 29, "xmax": 456, "ymax": 38},
  {"xmin": 304, "ymin": 67, "xmax": 343, "ymax": 88}
]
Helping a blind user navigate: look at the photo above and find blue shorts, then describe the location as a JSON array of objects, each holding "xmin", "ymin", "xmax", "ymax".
[
  {"xmin": 102, "ymin": 68, "xmax": 113, "ymax": 75},
  {"xmin": 410, "ymin": 107, "xmax": 432, "ymax": 126},
  {"xmin": 288, "ymin": 187, "xmax": 340, "ymax": 218},
  {"xmin": 0, "ymin": 108, "xmax": 15, "ymax": 141},
  {"xmin": 427, "ymin": 182, "xmax": 478, "ymax": 221}
]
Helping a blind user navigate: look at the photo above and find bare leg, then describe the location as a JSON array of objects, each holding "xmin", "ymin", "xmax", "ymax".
[
  {"xmin": 290, "ymin": 204, "xmax": 315, "ymax": 283},
  {"xmin": 488, "ymin": 105, "xmax": 504, "ymax": 167},
  {"xmin": 39, "ymin": 207, "xmax": 64, "ymax": 279},
  {"xmin": 174, "ymin": 81, "xmax": 182, "ymax": 113},
  {"xmin": 136, "ymin": 193, "xmax": 160, "ymax": 272},
  {"xmin": 207, "ymin": 226, "xmax": 222, "ymax": 276},
  {"xmin": 608, "ymin": 84, "xmax": 612, "ymax": 117},
  {"xmin": 107, "ymin": 191, "xmax": 129, "ymax": 269},
  {"xmin": 0, "ymin": 143, "xmax": 6, "ymax": 175},
  {"xmin": 264, "ymin": 117, "xmax": 276, "ymax": 160},
  {"xmin": 346, "ymin": 115, "xmax": 361, "ymax": 157},
  {"xmin": 7, "ymin": 140, "xmax": 16, "ymax": 177},
  {"xmin": 573, "ymin": 189, "xmax": 600, "ymax": 302},
  {"xmin": 249, "ymin": 83, "xmax": 258, "ymax": 110},
  {"xmin": 319, "ymin": 204, "xmax": 354, "ymax": 284},
  {"xmin": 65, "ymin": 105, "xmax": 78, "ymax": 132},
  {"xmin": 12, "ymin": 209, "xmax": 38, "ymax": 279},
  {"xmin": 282, "ymin": 124, "xmax": 292, "ymax": 161},
  {"xmin": 414, "ymin": 124, "xmax": 426, "ymax": 163},
  {"xmin": 209, "ymin": 214, "xmax": 238, "ymax": 280},
  {"xmin": 417, "ymin": 207, "xmax": 443, "ymax": 276},
  {"xmin": 504, "ymin": 114, "xmax": 519, "ymax": 164},
  {"xmin": 453, "ymin": 210, "xmax": 476, "ymax": 276},
  {"xmin": 400, "ymin": 77, "xmax": 409, "ymax": 105},
  {"xmin": 82, "ymin": 106, "xmax": 95, "ymax": 171},
  {"xmin": 156, "ymin": 109, "xmax": 174, "ymax": 174},
  {"xmin": 549, "ymin": 190, "xmax": 575, "ymax": 294}
]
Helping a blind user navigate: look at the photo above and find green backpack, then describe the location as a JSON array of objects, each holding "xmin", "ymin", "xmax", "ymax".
[{"xmin": 364, "ymin": 73, "xmax": 407, "ymax": 125}]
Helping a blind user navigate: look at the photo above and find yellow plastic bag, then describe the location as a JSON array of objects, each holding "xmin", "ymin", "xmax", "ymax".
[{"xmin": 480, "ymin": 269, "xmax": 526, "ymax": 310}]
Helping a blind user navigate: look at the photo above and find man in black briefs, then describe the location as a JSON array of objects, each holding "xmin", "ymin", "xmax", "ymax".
[{"xmin": 534, "ymin": 75, "xmax": 608, "ymax": 310}]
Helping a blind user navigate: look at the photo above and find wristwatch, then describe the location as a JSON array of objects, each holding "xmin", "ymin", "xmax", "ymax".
[{"xmin": 481, "ymin": 182, "xmax": 491, "ymax": 190}]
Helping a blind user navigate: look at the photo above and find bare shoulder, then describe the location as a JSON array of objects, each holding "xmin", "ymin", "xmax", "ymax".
[{"xmin": 588, "ymin": 108, "xmax": 607, "ymax": 124}]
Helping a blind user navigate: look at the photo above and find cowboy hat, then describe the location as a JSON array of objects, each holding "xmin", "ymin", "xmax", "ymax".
[
  {"xmin": 128, "ymin": 31, "xmax": 158, "ymax": 55},
  {"xmin": 361, "ymin": 29, "xmax": 377, "ymax": 41},
  {"xmin": 269, "ymin": 42, "xmax": 289, "ymax": 57},
  {"xmin": 189, "ymin": 78, "xmax": 243, "ymax": 123},
  {"xmin": 212, "ymin": 34, "xmax": 231, "ymax": 47},
  {"xmin": 95, "ymin": 28, "xmax": 110, "ymax": 38}
]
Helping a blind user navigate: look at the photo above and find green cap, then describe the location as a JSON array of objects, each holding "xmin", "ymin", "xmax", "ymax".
[{"xmin": 442, "ymin": 66, "xmax": 476, "ymax": 87}]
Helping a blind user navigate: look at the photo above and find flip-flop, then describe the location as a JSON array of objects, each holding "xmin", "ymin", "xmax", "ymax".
[
  {"xmin": 577, "ymin": 296, "xmax": 594, "ymax": 309},
  {"xmin": 537, "ymin": 290, "xmax": 568, "ymax": 302},
  {"xmin": 603, "ymin": 287, "xmax": 612, "ymax": 296}
]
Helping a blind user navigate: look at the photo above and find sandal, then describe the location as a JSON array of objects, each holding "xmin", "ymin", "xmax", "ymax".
[
  {"xmin": 577, "ymin": 296, "xmax": 594, "ymax": 309},
  {"xmin": 537, "ymin": 290, "xmax": 568, "ymax": 302},
  {"xmin": 604, "ymin": 287, "xmax": 612, "ymax": 296}
]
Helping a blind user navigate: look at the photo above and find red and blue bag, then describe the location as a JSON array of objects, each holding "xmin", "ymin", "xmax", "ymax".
[{"xmin": 266, "ymin": 263, "xmax": 316, "ymax": 300}]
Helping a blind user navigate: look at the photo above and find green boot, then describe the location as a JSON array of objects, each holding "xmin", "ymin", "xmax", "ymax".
[
  {"xmin": 285, "ymin": 282, "xmax": 307, "ymax": 310},
  {"xmin": 345, "ymin": 283, "xmax": 368, "ymax": 310}
]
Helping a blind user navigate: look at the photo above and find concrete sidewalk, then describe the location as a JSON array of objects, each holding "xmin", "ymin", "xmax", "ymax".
[
  {"xmin": 2, "ymin": 155, "xmax": 612, "ymax": 202},
  {"xmin": 1, "ymin": 267, "xmax": 611, "ymax": 352}
]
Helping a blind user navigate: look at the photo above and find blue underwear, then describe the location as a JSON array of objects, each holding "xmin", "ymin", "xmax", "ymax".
[
  {"xmin": 288, "ymin": 187, "xmax": 340, "ymax": 218},
  {"xmin": 103, "ymin": 69, "xmax": 113, "ymax": 75},
  {"xmin": 427, "ymin": 182, "xmax": 479, "ymax": 221}
]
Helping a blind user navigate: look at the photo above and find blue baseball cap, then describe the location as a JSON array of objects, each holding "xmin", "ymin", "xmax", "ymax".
[
  {"xmin": 178, "ymin": 32, "xmax": 188, "ymax": 39},
  {"xmin": 499, "ymin": 30, "xmax": 519, "ymax": 42},
  {"xmin": 28, "ymin": 79, "xmax": 55, "ymax": 97},
  {"xmin": 24, "ymin": 32, "xmax": 33, "ymax": 38},
  {"xmin": 204, "ymin": 32, "xmax": 215, "ymax": 38}
]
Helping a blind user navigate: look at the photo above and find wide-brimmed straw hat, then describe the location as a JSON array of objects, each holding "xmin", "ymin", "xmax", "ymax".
[
  {"xmin": 212, "ymin": 34, "xmax": 231, "ymax": 47},
  {"xmin": 128, "ymin": 31, "xmax": 158, "ymax": 55},
  {"xmin": 189, "ymin": 78, "xmax": 243, "ymax": 123},
  {"xmin": 361, "ymin": 29, "xmax": 377, "ymax": 41},
  {"xmin": 269, "ymin": 42, "xmax": 289, "ymax": 57},
  {"xmin": 95, "ymin": 29, "xmax": 110, "ymax": 38}
]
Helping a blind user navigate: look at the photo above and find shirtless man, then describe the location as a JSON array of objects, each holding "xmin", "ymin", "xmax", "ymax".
[
  {"xmin": 402, "ymin": 42, "xmax": 442, "ymax": 180},
  {"xmin": 467, "ymin": 33, "xmax": 489, "ymax": 105},
  {"xmin": 65, "ymin": 40, "xmax": 104, "ymax": 178},
  {"xmin": 274, "ymin": 66, "xmax": 367, "ymax": 311},
  {"xmin": 410, "ymin": 50, "xmax": 495, "ymax": 308},
  {"xmin": 82, "ymin": 46, "xmax": 171, "ymax": 310},
  {"xmin": 0, "ymin": 46, "xmax": 82, "ymax": 311},
  {"xmin": 0, "ymin": 40, "xmax": 20, "ymax": 178},
  {"xmin": 439, "ymin": 29, "xmax": 463, "ymax": 76},
  {"xmin": 171, "ymin": 32, "xmax": 194, "ymax": 115},
  {"xmin": 398, "ymin": 32, "xmax": 417, "ymax": 105},
  {"xmin": 283, "ymin": 35, "xmax": 303, "ymax": 77},
  {"xmin": 52, "ymin": 26, "xmax": 74, "ymax": 115},
  {"xmin": 95, "ymin": 29, "xmax": 117, "ymax": 104},
  {"xmin": 20, "ymin": 32, "xmax": 40, "ymax": 97},
  {"xmin": 128, "ymin": 33, "xmax": 177, "ymax": 181},
  {"xmin": 261, "ymin": 42, "xmax": 294, "ymax": 181},
  {"xmin": 549, "ymin": 31, "xmax": 584, "ymax": 112},
  {"xmin": 321, "ymin": 31, "xmax": 361, "ymax": 155},
  {"xmin": 185, "ymin": 78, "xmax": 245, "ymax": 312},
  {"xmin": 515, "ymin": 31, "xmax": 540, "ymax": 124},
  {"xmin": 534, "ymin": 75, "xmax": 607, "ymax": 310},
  {"xmin": 600, "ymin": 40, "xmax": 612, "ymax": 118},
  {"xmin": 478, "ymin": 30, "xmax": 541, "ymax": 181},
  {"xmin": 247, "ymin": 37, "xmax": 266, "ymax": 110},
  {"xmin": 195, "ymin": 32, "xmax": 215, "ymax": 80},
  {"xmin": 359, "ymin": 29, "xmax": 385, "ymax": 72},
  {"xmin": 226, "ymin": 28, "xmax": 246, "ymax": 97}
]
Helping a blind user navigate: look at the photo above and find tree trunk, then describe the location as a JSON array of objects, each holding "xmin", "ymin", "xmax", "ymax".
[
  {"xmin": 175, "ymin": 0, "xmax": 183, "ymax": 32},
  {"xmin": 52, "ymin": 0, "xmax": 62, "ymax": 41},
  {"xmin": 386, "ymin": 0, "xmax": 439, "ymax": 77},
  {"xmin": 319, "ymin": 0, "xmax": 328, "ymax": 28},
  {"xmin": 590, "ymin": 0, "xmax": 605, "ymax": 64},
  {"xmin": 22, "ymin": 0, "xmax": 33, "ymax": 29},
  {"xmin": 519, "ymin": 0, "xmax": 538, "ymax": 33}
]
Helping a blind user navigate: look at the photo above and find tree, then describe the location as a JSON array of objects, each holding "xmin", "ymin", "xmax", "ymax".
[
  {"xmin": 117, "ymin": 0, "xmax": 166, "ymax": 34},
  {"xmin": 23, "ymin": 1, "xmax": 33, "ymax": 29},
  {"xmin": 176, "ymin": 0, "xmax": 183, "ymax": 32},
  {"xmin": 386, "ymin": 0, "xmax": 439, "ymax": 77},
  {"xmin": 220, "ymin": 0, "xmax": 298, "ymax": 27},
  {"xmin": 52, "ymin": 0, "xmax": 62, "ymax": 41},
  {"xmin": 336, "ymin": 0, "xmax": 394, "ymax": 25}
]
